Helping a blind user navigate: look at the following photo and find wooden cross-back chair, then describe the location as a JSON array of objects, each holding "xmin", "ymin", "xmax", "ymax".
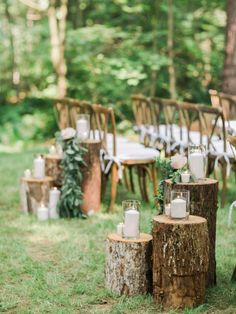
[
  {"xmin": 91, "ymin": 104, "xmax": 158, "ymax": 211},
  {"xmin": 53, "ymin": 98, "xmax": 93, "ymax": 129},
  {"xmin": 131, "ymin": 94, "xmax": 154, "ymax": 146}
]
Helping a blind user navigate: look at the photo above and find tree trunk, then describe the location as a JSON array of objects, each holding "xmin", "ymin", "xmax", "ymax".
[
  {"xmin": 45, "ymin": 154, "xmax": 63, "ymax": 187},
  {"xmin": 152, "ymin": 215, "xmax": 209, "ymax": 309},
  {"xmin": 20, "ymin": 176, "xmax": 54, "ymax": 214},
  {"xmin": 150, "ymin": 0, "xmax": 158, "ymax": 97},
  {"xmin": 167, "ymin": 0, "xmax": 177, "ymax": 99},
  {"xmin": 105, "ymin": 233, "xmax": 152, "ymax": 296},
  {"xmin": 164, "ymin": 178, "xmax": 218, "ymax": 287},
  {"xmin": 81, "ymin": 140, "xmax": 102, "ymax": 213},
  {"xmin": 223, "ymin": 0, "xmax": 236, "ymax": 95},
  {"xmin": 165, "ymin": 179, "xmax": 218, "ymax": 286}
]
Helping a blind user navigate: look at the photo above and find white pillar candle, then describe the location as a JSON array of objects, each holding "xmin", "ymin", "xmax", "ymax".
[
  {"xmin": 24, "ymin": 169, "xmax": 31, "ymax": 178},
  {"xmin": 76, "ymin": 119, "xmax": 89, "ymax": 140},
  {"xmin": 170, "ymin": 197, "xmax": 186, "ymax": 219},
  {"xmin": 33, "ymin": 156, "xmax": 45, "ymax": 179},
  {"xmin": 181, "ymin": 172, "xmax": 191, "ymax": 183},
  {"xmin": 117, "ymin": 223, "xmax": 124, "ymax": 237},
  {"xmin": 123, "ymin": 208, "xmax": 140, "ymax": 239},
  {"xmin": 37, "ymin": 204, "xmax": 49, "ymax": 221},
  {"xmin": 49, "ymin": 187, "xmax": 61, "ymax": 219},
  {"xmin": 49, "ymin": 145, "xmax": 57, "ymax": 155},
  {"xmin": 189, "ymin": 152, "xmax": 205, "ymax": 180}
]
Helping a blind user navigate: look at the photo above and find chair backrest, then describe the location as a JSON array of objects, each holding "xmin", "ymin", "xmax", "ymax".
[
  {"xmin": 53, "ymin": 98, "xmax": 93, "ymax": 129},
  {"xmin": 197, "ymin": 105, "xmax": 226, "ymax": 153},
  {"xmin": 131, "ymin": 94, "xmax": 154, "ymax": 127},
  {"xmin": 218, "ymin": 92, "xmax": 236, "ymax": 121}
]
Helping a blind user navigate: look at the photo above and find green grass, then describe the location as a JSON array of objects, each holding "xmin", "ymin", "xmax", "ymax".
[{"xmin": 0, "ymin": 148, "xmax": 235, "ymax": 314}]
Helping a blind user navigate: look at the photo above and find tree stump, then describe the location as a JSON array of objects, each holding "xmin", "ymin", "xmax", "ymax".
[
  {"xmin": 81, "ymin": 140, "xmax": 102, "ymax": 213},
  {"xmin": 45, "ymin": 154, "xmax": 63, "ymax": 187},
  {"xmin": 152, "ymin": 215, "xmax": 209, "ymax": 309},
  {"xmin": 20, "ymin": 176, "xmax": 54, "ymax": 214},
  {"xmin": 105, "ymin": 233, "xmax": 152, "ymax": 296},
  {"xmin": 164, "ymin": 178, "xmax": 218, "ymax": 287}
]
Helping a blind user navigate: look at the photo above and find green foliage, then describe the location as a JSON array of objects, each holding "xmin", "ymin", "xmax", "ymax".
[
  {"xmin": 156, "ymin": 157, "xmax": 183, "ymax": 212},
  {"xmin": 58, "ymin": 136, "xmax": 86, "ymax": 218}
]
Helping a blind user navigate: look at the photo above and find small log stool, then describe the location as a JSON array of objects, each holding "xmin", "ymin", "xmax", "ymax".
[
  {"xmin": 105, "ymin": 233, "xmax": 152, "ymax": 296},
  {"xmin": 81, "ymin": 140, "xmax": 102, "ymax": 213},
  {"xmin": 164, "ymin": 178, "xmax": 218, "ymax": 286},
  {"xmin": 45, "ymin": 154, "xmax": 63, "ymax": 187},
  {"xmin": 20, "ymin": 176, "xmax": 54, "ymax": 214},
  {"xmin": 152, "ymin": 215, "xmax": 209, "ymax": 309}
]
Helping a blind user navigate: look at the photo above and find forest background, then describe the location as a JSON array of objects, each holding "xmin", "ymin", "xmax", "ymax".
[{"xmin": 0, "ymin": 0, "xmax": 234, "ymax": 149}]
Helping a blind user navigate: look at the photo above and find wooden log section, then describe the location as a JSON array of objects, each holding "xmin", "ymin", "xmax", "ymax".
[
  {"xmin": 45, "ymin": 154, "xmax": 63, "ymax": 187},
  {"xmin": 20, "ymin": 176, "xmax": 54, "ymax": 214},
  {"xmin": 164, "ymin": 178, "xmax": 218, "ymax": 287},
  {"xmin": 105, "ymin": 233, "xmax": 152, "ymax": 296},
  {"xmin": 152, "ymin": 215, "xmax": 209, "ymax": 309},
  {"xmin": 81, "ymin": 140, "xmax": 102, "ymax": 213}
]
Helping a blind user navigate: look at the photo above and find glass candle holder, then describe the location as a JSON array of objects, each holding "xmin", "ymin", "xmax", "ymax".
[
  {"xmin": 164, "ymin": 188, "xmax": 171, "ymax": 217},
  {"xmin": 188, "ymin": 144, "xmax": 207, "ymax": 181},
  {"xmin": 170, "ymin": 190, "xmax": 190, "ymax": 220},
  {"xmin": 122, "ymin": 200, "xmax": 140, "ymax": 239},
  {"xmin": 76, "ymin": 114, "xmax": 90, "ymax": 141}
]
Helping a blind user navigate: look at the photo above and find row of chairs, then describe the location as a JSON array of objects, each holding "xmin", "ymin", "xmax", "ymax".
[
  {"xmin": 53, "ymin": 98, "xmax": 159, "ymax": 211},
  {"xmin": 131, "ymin": 95, "xmax": 236, "ymax": 207}
]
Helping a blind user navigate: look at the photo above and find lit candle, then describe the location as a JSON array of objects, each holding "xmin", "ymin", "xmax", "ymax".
[
  {"xmin": 181, "ymin": 171, "xmax": 191, "ymax": 183},
  {"xmin": 49, "ymin": 187, "xmax": 61, "ymax": 219},
  {"xmin": 33, "ymin": 155, "xmax": 45, "ymax": 179},
  {"xmin": 76, "ymin": 119, "xmax": 89, "ymax": 140},
  {"xmin": 49, "ymin": 145, "xmax": 57, "ymax": 155},
  {"xmin": 24, "ymin": 169, "xmax": 31, "ymax": 178},
  {"xmin": 37, "ymin": 204, "xmax": 49, "ymax": 221},
  {"xmin": 117, "ymin": 223, "xmax": 124, "ymax": 237},
  {"xmin": 170, "ymin": 197, "xmax": 186, "ymax": 219},
  {"xmin": 189, "ymin": 152, "xmax": 205, "ymax": 180},
  {"xmin": 123, "ymin": 208, "xmax": 140, "ymax": 239}
]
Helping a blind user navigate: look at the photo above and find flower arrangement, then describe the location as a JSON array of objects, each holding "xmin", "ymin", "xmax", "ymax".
[
  {"xmin": 156, "ymin": 154, "xmax": 187, "ymax": 212},
  {"xmin": 57, "ymin": 128, "xmax": 87, "ymax": 218}
]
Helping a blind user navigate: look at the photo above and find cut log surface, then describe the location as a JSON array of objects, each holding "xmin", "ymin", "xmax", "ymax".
[
  {"xmin": 105, "ymin": 233, "xmax": 152, "ymax": 296},
  {"xmin": 164, "ymin": 178, "xmax": 218, "ymax": 287},
  {"xmin": 45, "ymin": 154, "xmax": 63, "ymax": 187},
  {"xmin": 152, "ymin": 215, "xmax": 209, "ymax": 309},
  {"xmin": 81, "ymin": 140, "xmax": 102, "ymax": 213},
  {"xmin": 20, "ymin": 176, "xmax": 54, "ymax": 214}
]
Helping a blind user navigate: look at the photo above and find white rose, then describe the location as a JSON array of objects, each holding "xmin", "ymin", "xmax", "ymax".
[
  {"xmin": 61, "ymin": 128, "xmax": 76, "ymax": 140},
  {"xmin": 171, "ymin": 154, "xmax": 187, "ymax": 170}
]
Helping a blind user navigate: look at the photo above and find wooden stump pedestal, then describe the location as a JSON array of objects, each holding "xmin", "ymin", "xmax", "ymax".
[
  {"xmin": 152, "ymin": 215, "xmax": 209, "ymax": 309},
  {"xmin": 45, "ymin": 154, "xmax": 63, "ymax": 187},
  {"xmin": 164, "ymin": 178, "xmax": 218, "ymax": 286},
  {"xmin": 105, "ymin": 233, "xmax": 152, "ymax": 296},
  {"xmin": 20, "ymin": 176, "xmax": 54, "ymax": 214},
  {"xmin": 81, "ymin": 140, "xmax": 102, "ymax": 213}
]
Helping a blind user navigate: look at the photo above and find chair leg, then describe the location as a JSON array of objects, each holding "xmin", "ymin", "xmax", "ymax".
[
  {"xmin": 221, "ymin": 161, "xmax": 227, "ymax": 208},
  {"xmin": 101, "ymin": 173, "xmax": 108, "ymax": 200},
  {"xmin": 151, "ymin": 162, "xmax": 158, "ymax": 197},
  {"xmin": 129, "ymin": 166, "xmax": 135, "ymax": 193},
  {"xmin": 137, "ymin": 167, "xmax": 145, "ymax": 200},
  {"xmin": 108, "ymin": 163, "xmax": 118, "ymax": 212},
  {"xmin": 123, "ymin": 166, "xmax": 131, "ymax": 192},
  {"xmin": 142, "ymin": 167, "xmax": 149, "ymax": 202}
]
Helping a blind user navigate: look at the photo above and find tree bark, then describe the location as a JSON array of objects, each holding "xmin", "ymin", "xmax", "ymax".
[
  {"xmin": 152, "ymin": 215, "xmax": 209, "ymax": 309},
  {"xmin": 164, "ymin": 178, "xmax": 218, "ymax": 287},
  {"xmin": 81, "ymin": 140, "xmax": 102, "ymax": 213},
  {"xmin": 20, "ymin": 176, "xmax": 54, "ymax": 214},
  {"xmin": 105, "ymin": 233, "xmax": 152, "ymax": 296},
  {"xmin": 45, "ymin": 154, "xmax": 63, "ymax": 187},
  {"xmin": 167, "ymin": 0, "xmax": 177, "ymax": 99},
  {"xmin": 223, "ymin": 0, "xmax": 236, "ymax": 95}
]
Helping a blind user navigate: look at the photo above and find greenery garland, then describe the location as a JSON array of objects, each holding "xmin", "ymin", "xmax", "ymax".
[
  {"xmin": 156, "ymin": 157, "xmax": 186, "ymax": 213},
  {"xmin": 57, "ymin": 130, "xmax": 87, "ymax": 218}
]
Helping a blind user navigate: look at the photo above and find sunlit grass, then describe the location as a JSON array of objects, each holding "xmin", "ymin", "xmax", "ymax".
[{"xmin": 0, "ymin": 148, "xmax": 235, "ymax": 313}]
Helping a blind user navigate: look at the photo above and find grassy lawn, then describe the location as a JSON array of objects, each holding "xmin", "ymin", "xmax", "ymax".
[{"xmin": 0, "ymin": 148, "xmax": 235, "ymax": 314}]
